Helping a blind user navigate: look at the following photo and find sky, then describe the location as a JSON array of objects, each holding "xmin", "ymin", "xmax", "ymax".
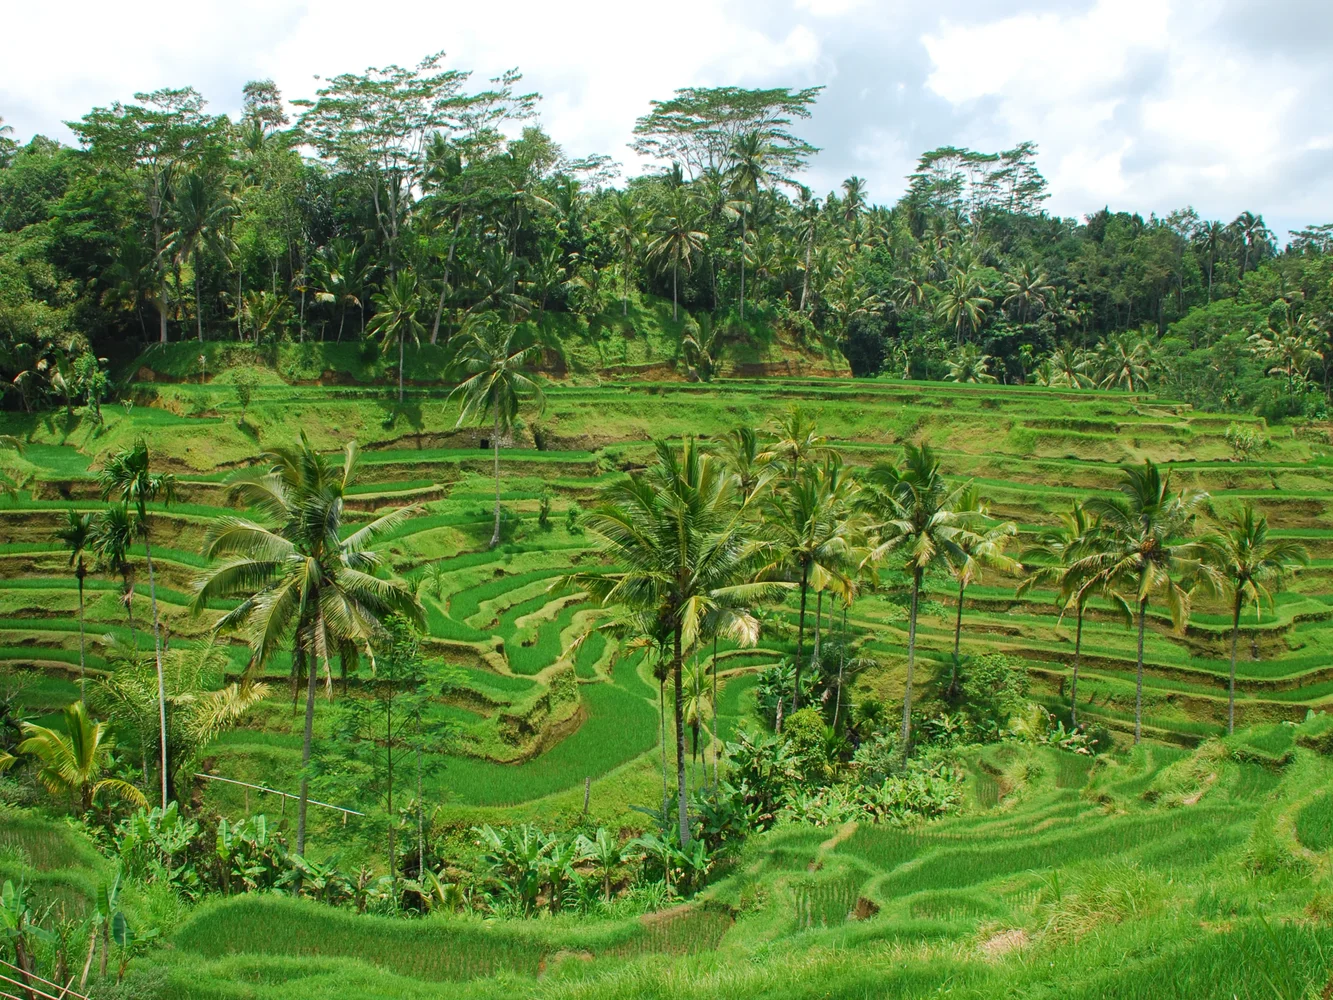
[{"xmin": 4, "ymin": 0, "xmax": 1331, "ymax": 238}]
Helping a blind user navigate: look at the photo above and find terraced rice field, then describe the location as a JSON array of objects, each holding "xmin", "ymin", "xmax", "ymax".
[{"xmin": 4, "ymin": 372, "xmax": 1333, "ymax": 831}]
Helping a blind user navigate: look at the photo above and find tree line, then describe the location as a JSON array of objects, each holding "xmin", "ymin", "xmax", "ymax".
[{"xmin": 3, "ymin": 55, "xmax": 1332, "ymax": 417}]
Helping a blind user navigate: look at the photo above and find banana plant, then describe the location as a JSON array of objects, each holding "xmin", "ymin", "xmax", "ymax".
[
  {"xmin": 575, "ymin": 828, "xmax": 624, "ymax": 902},
  {"xmin": 0, "ymin": 879, "xmax": 52, "ymax": 992}
]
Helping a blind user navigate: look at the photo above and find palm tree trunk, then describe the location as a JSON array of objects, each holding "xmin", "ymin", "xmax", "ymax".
[
  {"xmin": 711, "ymin": 634, "xmax": 719, "ymax": 792},
  {"xmin": 490, "ymin": 405, "xmax": 502, "ymax": 549},
  {"xmin": 386, "ymin": 686, "xmax": 395, "ymax": 894},
  {"xmin": 901, "ymin": 570, "xmax": 922, "ymax": 753},
  {"xmin": 834, "ymin": 602, "xmax": 848, "ymax": 728},
  {"xmin": 143, "ymin": 534, "xmax": 169, "ymax": 809},
  {"xmin": 296, "ymin": 641, "xmax": 318, "ymax": 856},
  {"xmin": 673, "ymin": 626, "xmax": 689, "ymax": 847},
  {"xmin": 398, "ymin": 334, "xmax": 405, "ymax": 403},
  {"xmin": 1071, "ymin": 605, "xmax": 1084, "ymax": 726},
  {"xmin": 431, "ymin": 213, "xmax": 462, "ymax": 345},
  {"xmin": 739, "ymin": 205, "xmax": 746, "ymax": 322},
  {"xmin": 1228, "ymin": 598, "xmax": 1241, "ymax": 735},
  {"xmin": 195, "ymin": 252, "xmax": 204, "ymax": 343},
  {"xmin": 800, "ymin": 220, "xmax": 814, "ymax": 313},
  {"xmin": 791, "ymin": 561, "xmax": 810, "ymax": 717},
  {"xmin": 950, "ymin": 577, "xmax": 966, "ymax": 695},
  {"xmin": 659, "ymin": 674, "xmax": 669, "ymax": 822},
  {"xmin": 672, "ymin": 265, "xmax": 678, "ymax": 322},
  {"xmin": 76, "ymin": 570, "xmax": 86, "ymax": 704},
  {"xmin": 1134, "ymin": 598, "xmax": 1148, "ymax": 744}
]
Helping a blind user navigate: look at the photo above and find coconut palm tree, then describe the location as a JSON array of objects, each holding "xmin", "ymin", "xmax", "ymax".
[
  {"xmin": 368, "ymin": 272, "xmax": 426, "ymax": 403},
  {"xmin": 726, "ymin": 131, "xmax": 779, "ymax": 321},
  {"xmin": 607, "ymin": 191, "xmax": 647, "ymax": 316},
  {"xmin": 717, "ymin": 425, "xmax": 773, "ymax": 505},
  {"xmin": 1202, "ymin": 504, "xmax": 1308, "ymax": 734},
  {"xmin": 1044, "ymin": 343, "xmax": 1095, "ymax": 389},
  {"xmin": 861, "ymin": 443, "xmax": 971, "ymax": 750},
  {"xmin": 449, "ymin": 318, "xmax": 546, "ymax": 549},
  {"xmin": 55, "ymin": 510, "xmax": 93, "ymax": 701},
  {"xmin": 1097, "ymin": 332, "xmax": 1153, "ymax": 391},
  {"xmin": 756, "ymin": 457, "xmax": 860, "ymax": 723},
  {"xmin": 1018, "ymin": 502, "xmax": 1128, "ymax": 725},
  {"xmin": 569, "ymin": 439, "xmax": 778, "ymax": 846},
  {"xmin": 943, "ymin": 487, "xmax": 1020, "ymax": 695},
  {"xmin": 1074, "ymin": 460, "xmax": 1215, "ymax": 743},
  {"xmin": 11, "ymin": 702, "xmax": 145, "ymax": 812},
  {"xmin": 170, "ymin": 169, "xmax": 234, "ymax": 342},
  {"xmin": 933, "ymin": 269, "xmax": 991, "ymax": 345},
  {"xmin": 1002, "ymin": 264, "xmax": 1055, "ymax": 324},
  {"xmin": 100, "ymin": 638, "xmax": 271, "ymax": 804},
  {"xmin": 90, "ymin": 505, "xmax": 138, "ymax": 647},
  {"xmin": 646, "ymin": 188, "xmax": 708, "ymax": 321},
  {"xmin": 99, "ymin": 439, "xmax": 176, "ymax": 808},
  {"xmin": 945, "ymin": 344, "xmax": 998, "ymax": 384},
  {"xmin": 191, "ymin": 433, "xmax": 423, "ymax": 854}
]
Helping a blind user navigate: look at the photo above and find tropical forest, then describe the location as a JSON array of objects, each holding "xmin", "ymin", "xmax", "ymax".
[{"xmin": 2, "ymin": 49, "xmax": 1333, "ymax": 1000}]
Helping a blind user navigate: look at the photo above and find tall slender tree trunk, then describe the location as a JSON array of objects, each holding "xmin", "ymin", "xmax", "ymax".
[
  {"xmin": 672, "ymin": 265, "xmax": 679, "ymax": 322},
  {"xmin": 431, "ymin": 212, "xmax": 462, "ymax": 345},
  {"xmin": 143, "ymin": 534, "xmax": 169, "ymax": 808},
  {"xmin": 296, "ymin": 641, "xmax": 319, "ymax": 856},
  {"xmin": 76, "ymin": 566, "xmax": 86, "ymax": 703},
  {"xmin": 800, "ymin": 221, "xmax": 814, "ymax": 313},
  {"xmin": 901, "ymin": 570, "xmax": 922, "ymax": 753},
  {"xmin": 237, "ymin": 272, "xmax": 243, "ymax": 340},
  {"xmin": 1071, "ymin": 606, "xmax": 1084, "ymax": 726},
  {"xmin": 398, "ymin": 334, "xmax": 405, "ymax": 403},
  {"xmin": 949, "ymin": 577, "xmax": 966, "ymax": 694},
  {"xmin": 195, "ymin": 252, "xmax": 204, "ymax": 343},
  {"xmin": 1228, "ymin": 598, "xmax": 1241, "ymax": 735},
  {"xmin": 386, "ymin": 688, "xmax": 395, "ymax": 895},
  {"xmin": 659, "ymin": 674, "xmax": 669, "ymax": 822},
  {"xmin": 1134, "ymin": 598, "xmax": 1148, "ymax": 744},
  {"xmin": 833, "ymin": 603, "xmax": 847, "ymax": 729},
  {"xmin": 791, "ymin": 561, "xmax": 811, "ymax": 717},
  {"xmin": 674, "ymin": 626, "xmax": 689, "ymax": 847},
  {"xmin": 490, "ymin": 404, "xmax": 502, "ymax": 548},
  {"xmin": 739, "ymin": 205, "xmax": 746, "ymax": 322},
  {"xmin": 416, "ymin": 733, "xmax": 424, "ymax": 878},
  {"xmin": 711, "ymin": 634, "xmax": 719, "ymax": 792}
]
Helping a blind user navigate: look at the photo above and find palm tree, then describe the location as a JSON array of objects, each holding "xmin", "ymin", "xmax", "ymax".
[
  {"xmin": 569, "ymin": 439, "xmax": 777, "ymax": 846},
  {"xmin": 99, "ymin": 638, "xmax": 271, "ymax": 803},
  {"xmin": 607, "ymin": 191, "xmax": 647, "ymax": 316},
  {"xmin": 727, "ymin": 131, "xmax": 779, "ymax": 321},
  {"xmin": 944, "ymin": 487, "xmax": 1020, "ymax": 695},
  {"xmin": 1074, "ymin": 461, "xmax": 1214, "ymax": 743},
  {"xmin": 1044, "ymin": 343, "xmax": 1095, "ymax": 388},
  {"xmin": 310, "ymin": 240, "xmax": 365, "ymax": 342},
  {"xmin": 55, "ymin": 510, "xmax": 93, "ymax": 701},
  {"xmin": 945, "ymin": 344, "xmax": 998, "ymax": 384},
  {"xmin": 861, "ymin": 443, "xmax": 971, "ymax": 751},
  {"xmin": 170, "ymin": 170, "xmax": 233, "ymax": 342},
  {"xmin": 717, "ymin": 425, "xmax": 773, "ymax": 504},
  {"xmin": 192, "ymin": 434, "xmax": 423, "ymax": 854},
  {"xmin": 1193, "ymin": 220, "xmax": 1226, "ymax": 301},
  {"xmin": 646, "ymin": 188, "xmax": 708, "ymax": 322},
  {"xmin": 449, "ymin": 319, "xmax": 546, "ymax": 549},
  {"xmin": 1097, "ymin": 331, "xmax": 1153, "ymax": 391},
  {"xmin": 757, "ymin": 458, "xmax": 859, "ymax": 723},
  {"xmin": 12, "ymin": 702, "xmax": 145, "ymax": 812},
  {"xmin": 99, "ymin": 440, "xmax": 176, "ymax": 808},
  {"xmin": 1003, "ymin": 264, "xmax": 1054, "ymax": 324},
  {"xmin": 90, "ymin": 505, "xmax": 138, "ymax": 647},
  {"xmin": 1018, "ymin": 501, "xmax": 1127, "ymax": 725},
  {"xmin": 368, "ymin": 272, "xmax": 426, "ymax": 403},
  {"xmin": 933, "ymin": 269, "xmax": 991, "ymax": 345},
  {"xmin": 1203, "ymin": 504, "xmax": 1308, "ymax": 734}
]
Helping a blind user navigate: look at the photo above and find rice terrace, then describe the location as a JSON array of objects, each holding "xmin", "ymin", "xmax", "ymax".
[{"xmin": 3, "ymin": 14, "xmax": 1333, "ymax": 999}]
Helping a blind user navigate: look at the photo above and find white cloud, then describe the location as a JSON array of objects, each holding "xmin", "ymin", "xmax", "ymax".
[{"xmin": 1, "ymin": 0, "xmax": 1330, "ymax": 233}]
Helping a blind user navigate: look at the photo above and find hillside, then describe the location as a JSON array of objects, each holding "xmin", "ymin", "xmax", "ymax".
[{"xmin": 3, "ymin": 364, "xmax": 1333, "ymax": 997}]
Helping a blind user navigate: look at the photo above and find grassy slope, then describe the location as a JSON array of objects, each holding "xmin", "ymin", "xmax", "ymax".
[{"xmin": 10, "ymin": 729, "xmax": 1333, "ymax": 999}]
